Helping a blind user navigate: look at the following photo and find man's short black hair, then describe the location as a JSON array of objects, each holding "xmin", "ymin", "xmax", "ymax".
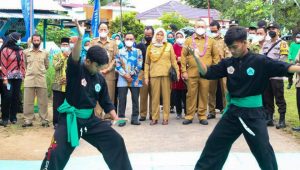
[
  {"xmin": 86, "ymin": 46, "xmax": 108, "ymax": 65},
  {"xmin": 31, "ymin": 34, "xmax": 42, "ymax": 41},
  {"xmin": 209, "ymin": 20, "xmax": 220, "ymax": 30},
  {"xmin": 224, "ymin": 26, "xmax": 247, "ymax": 46},
  {"xmin": 144, "ymin": 26, "xmax": 154, "ymax": 34},
  {"xmin": 124, "ymin": 32, "xmax": 135, "ymax": 39}
]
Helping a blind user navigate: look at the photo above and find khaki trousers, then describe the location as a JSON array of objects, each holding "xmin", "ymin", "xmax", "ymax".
[
  {"xmin": 140, "ymin": 82, "xmax": 152, "ymax": 118},
  {"xmin": 94, "ymin": 80, "xmax": 115, "ymax": 119},
  {"xmin": 23, "ymin": 87, "xmax": 48, "ymax": 123},
  {"xmin": 184, "ymin": 77, "xmax": 209, "ymax": 120},
  {"xmin": 150, "ymin": 76, "xmax": 170, "ymax": 121}
]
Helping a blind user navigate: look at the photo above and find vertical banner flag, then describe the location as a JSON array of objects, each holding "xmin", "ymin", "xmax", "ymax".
[
  {"xmin": 21, "ymin": 0, "xmax": 34, "ymax": 40},
  {"xmin": 91, "ymin": 0, "xmax": 100, "ymax": 38}
]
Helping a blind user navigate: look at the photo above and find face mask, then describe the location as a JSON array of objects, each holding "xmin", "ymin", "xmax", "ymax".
[
  {"xmin": 116, "ymin": 40, "xmax": 121, "ymax": 45},
  {"xmin": 176, "ymin": 38, "xmax": 185, "ymax": 45},
  {"xmin": 145, "ymin": 37, "xmax": 152, "ymax": 42},
  {"xmin": 125, "ymin": 40, "xmax": 134, "ymax": 47},
  {"xmin": 84, "ymin": 46, "xmax": 89, "ymax": 51},
  {"xmin": 33, "ymin": 43, "xmax": 40, "ymax": 49},
  {"xmin": 69, "ymin": 43, "xmax": 74, "ymax": 49},
  {"xmin": 16, "ymin": 39, "xmax": 21, "ymax": 46},
  {"xmin": 295, "ymin": 38, "xmax": 300, "ymax": 43},
  {"xmin": 61, "ymin": 47, "xmax": 70, "ymax": 53},
  {"xmin": 196, "ymin": 28, "xmax": 206, "ymax": 35},
  {"xmin": 256, "ymin": 35, "xmax": 265, "ymax": 42},
  {"xmin": 268, "ymin": 31, "xmax": 277, "ymax": 38},
  {"xmin": 248, "ymin": 34, "xmax": 256, "ymax": 41},
  {"xmin": 167, "ymin": 38, "xmax": 175, "ymax": 44},
  {"xmin": 100, "ymin": 31, "xmax": 108, "ymax": 38}
]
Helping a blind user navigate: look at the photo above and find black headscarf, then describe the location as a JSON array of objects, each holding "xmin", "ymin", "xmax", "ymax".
[{"xmin": 0, "ymin": 32, "xmax": 22, "ymax": 68}]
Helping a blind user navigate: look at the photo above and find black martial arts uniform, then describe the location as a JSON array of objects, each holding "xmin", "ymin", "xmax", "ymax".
[
  {"xmin": 195, "ymin": 52, "xmax": 292, "ymax": 170},
  {"xmin": 41, "ymin": 57, "xmax": 132, "ymax": 170}
]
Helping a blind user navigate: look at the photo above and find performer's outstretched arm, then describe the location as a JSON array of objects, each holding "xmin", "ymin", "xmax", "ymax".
[
  {"xmin": 71, "ymin": 19, "xmax": 84, "ymax": 62},
  {"xmin": 288, "ymin": 65, "xmax": 300, "ymax": 73},
  {"xmin": 189, "ymin": 47, "xmax": 207, "ymax": 76}
]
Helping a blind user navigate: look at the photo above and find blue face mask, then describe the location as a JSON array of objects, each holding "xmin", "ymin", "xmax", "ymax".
[
  {"xmin": 16, "ymin": 39, "xmax": 21, "ymax": 46},
  {"xmin": 167, "ymin": 38, "xmax": 175, "ymax": 44}
]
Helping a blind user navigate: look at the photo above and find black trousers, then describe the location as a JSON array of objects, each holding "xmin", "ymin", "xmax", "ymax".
[
  {"xmin": 216, "ymin": 80, "xmax": 224, "ymax": 111},
  {"xmin": 52, "ymin": 91, "xmax": 66, "ymax": 126},
  {"xmin": 117, "ymin": 87, "xmax": 140, "ymax": 121},
  {"xmin": 263, "ymin": 79, "xmax": 286, "ymax": 120},
  {"xmin": 0, "ymin": 79, "xmax": 22, "ymax": 121},
  {"xmin": 195, "ymin": 105, "xmax": 278, "ymax": 170},
  {"xmin": 173, "ymin": 89, "xmax": 187, "ymax": 115},
  {"xmin": 288, "ymin": 73, "xmax": 294, "ymax": 86},
  {"xmin": 297, "ymin": 88, "xmax": 300, "ymax": 120},
  {"xmin": 41, "ymin": 114, "xmax": 132, "ymax": 170}
]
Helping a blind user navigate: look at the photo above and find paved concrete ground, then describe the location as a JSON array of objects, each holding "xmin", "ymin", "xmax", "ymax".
[{"xmin": 1, "ymin": 95, "xmax": 300, "ymax": 169}]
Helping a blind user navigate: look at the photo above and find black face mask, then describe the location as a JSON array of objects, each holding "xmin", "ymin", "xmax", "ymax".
[
  {"xmin": 268, "ymin": 31, "xmax": 277, "ymax": 38},
  {"xmin": 145, "ymin": 37, "xmax": 152, "ymax": 42},
  {"xmin": 33, "ymin": 43, "xmax": 40, "ymax": 48}
]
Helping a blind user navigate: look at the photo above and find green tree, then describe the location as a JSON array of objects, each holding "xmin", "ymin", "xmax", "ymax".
[
  {"xmin": 36, "ymin": 21, "xmax": 71, "ymax": 45},
  {"xmin": 110, "ymin": 12, "xmax": 144, "ymax": 41},
  {"xmin": 159, "ymin": 12, "xmax": 190, "ymax": 30}
]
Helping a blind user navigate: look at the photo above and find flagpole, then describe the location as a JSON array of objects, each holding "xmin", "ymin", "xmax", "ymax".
[{"xmin": 30, "ymin": 0, "xmax": 34, "ymax": 37}]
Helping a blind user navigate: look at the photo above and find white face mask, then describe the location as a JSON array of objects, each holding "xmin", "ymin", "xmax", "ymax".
[
  {"xmin": 248, "ymin": 34, "xmax": 256, "ymax": 41},
  {"xmin": 116, "ymin": 40, "xmax": 121, "ymax": 45},
  {"xmin": 69, "ymin": 43, "xmax": 74, "ymax": 49},
  {"xmin": 296, "ymin": 38, "xmax": 300, "ymax": 43},
  {"xmin": 176, "ymin": 38, "xmax": 185, "ymax": 45},
  {"xmin": 61, "ymin": 47, "xmax": 70, "ymax": 53},
  {"xmin": 196, "ymin": 28, "xmax": 206, "ymax": 35},
  {"xmin": 125, "ymin": 40, "xmax": 134, "ymax": 47},
  {"xmin": 84, "ymin": 46, "xmax": 89, "ymax": 51},
  {"xmin": 256, "ymin": 35, "xmax": 265, "ymax": 42},
  {"xmin": 100, "ymin": 31, "xmax": 108, "ymax": 38}
]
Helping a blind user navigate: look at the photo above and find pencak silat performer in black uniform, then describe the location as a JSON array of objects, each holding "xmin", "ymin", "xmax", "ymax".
[
  {"xmin": 40, "ymin": 20, "xmax": 132, "ymax": 170},
  {"xmin": 190, "ymin": 26, "xmax": 300, "ymax": 170}
]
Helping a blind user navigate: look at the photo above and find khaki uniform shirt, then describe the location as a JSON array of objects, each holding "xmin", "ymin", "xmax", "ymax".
[
  {"xmin": 144, "ymin": 43, "xmax": 179, "ymax": 79},
  {"xmin": 213, "ymin": 36, "xmax": 227, "ymax": 60},
  {"xmin": 52, "ymin": 53, "xmax": 68, "ymax": 92},
  {"xmin": 181, "ymin": 35, "xmax": 220, "ymax": 78},
  {"xmin": 24, "ymin": 48, "xmax": 49, "ymax": 88},
  {"xmin": 91, "ymin": 37, "xmax": 118, "ymax": 81}
]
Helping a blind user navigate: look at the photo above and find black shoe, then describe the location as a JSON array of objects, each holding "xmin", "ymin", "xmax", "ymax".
[
  {"xmin": 199, "ymin": 119, "xmax": 208, "ymax": 125},
  {"xmin": 139, "ymin": 117, "xmax": 146, "ymax": 121},
  {"xmin": 207, "ymin": 113, "xmax": 216, "ymax": 119},
  {"xmin": 292, "ymin": 126, "xmax": 300, "ymax": 132},
  {"xmin": 22, "ymin": 122, "xmax": 33, "ymax": 128},
  {"xmin": 118, "ymin": 122, "xmax": 126, "ymax": 127},
  {"xmin": 0, "ymin": 120, "xmax": 8, "ymax": 127},
  {"xmin": 276, "ymin": 121, "xmax": 286, "ymax": 129},
  {"xmin": 266, "ymin": 120, "xmax": 274, "ymax": 127},
  {"xmin": 182, "ymin": 119, "xmax": 193, "ymax": 125},
  {"xmin": 131, "ymin": 120, "xmax": 141, "ymax": 125}
]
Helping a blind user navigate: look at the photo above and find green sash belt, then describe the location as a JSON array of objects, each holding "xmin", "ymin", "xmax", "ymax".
[
  {"xmin": 222, "ymin": 94, "xmax": 263, "ymax": 136},
  {"xmin": 57, "ymin": 99, "xmax": 93, "ymax": 147},
  {"xmin": 223, "ymin": 94, "xmax": 263, "ymax": 115}
]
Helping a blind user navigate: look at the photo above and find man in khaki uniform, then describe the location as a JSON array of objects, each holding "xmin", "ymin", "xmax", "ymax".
[
  {"xmin": 91, "ymin": 23, "xmax": 118, "ymax": 119},
  {"xmin": 23, "ymin": 34, "xmax": 49, "ymax": 127},
  {"xmin": 207, "ymin": 21, "xmax": 228, "ymax": 119},
  {"xmin": 181, "ymin": 20, "xmax": 219, "ymax": 125}
]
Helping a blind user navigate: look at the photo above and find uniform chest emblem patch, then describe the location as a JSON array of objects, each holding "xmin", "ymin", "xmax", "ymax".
[
  {"xmin": 227, "ymin": 66, "xmax": 235, "ymax": 74},
  {"xmin": 247, "ymin": 67, "xmax": 255, "ymax": 76},
  {"xmin": 95, "ymin": 84, "xmax": 101, "ymax": 92},
  {"xmin": 81, "ymin": 78, "xmax": 87, "ymax": 87}
]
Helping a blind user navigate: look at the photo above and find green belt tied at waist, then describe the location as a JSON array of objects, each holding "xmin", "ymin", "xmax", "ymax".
[
  {"xmin": 223, "ymin": 94, "xmax": 263, "ymax": 115},
  {"xmin": 222, "ymin": 94, "xmax": 263, "ymax": 136},
  {"xmin": 57, "ymin": 99, "xmax": 93, "ymax": 147}
]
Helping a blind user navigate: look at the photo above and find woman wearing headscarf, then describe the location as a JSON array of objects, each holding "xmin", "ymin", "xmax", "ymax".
[
  {"xmin": 80, "ymin": 37, "xmax": 91, "ymax": 63},
  {"xmin": 0, "ymin": 32, "xmax": 25, "ymax": 126},
  {"xmin": 172, "ymin": 31, "xmax": 187, "ymax": 119},
  {"xmin": 144, "ymin": 28, "xmax": 179, "ymax": 125},
  {"xmin": 112, "ymin": 33, "xmax": 124, "ymax": 49}
]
